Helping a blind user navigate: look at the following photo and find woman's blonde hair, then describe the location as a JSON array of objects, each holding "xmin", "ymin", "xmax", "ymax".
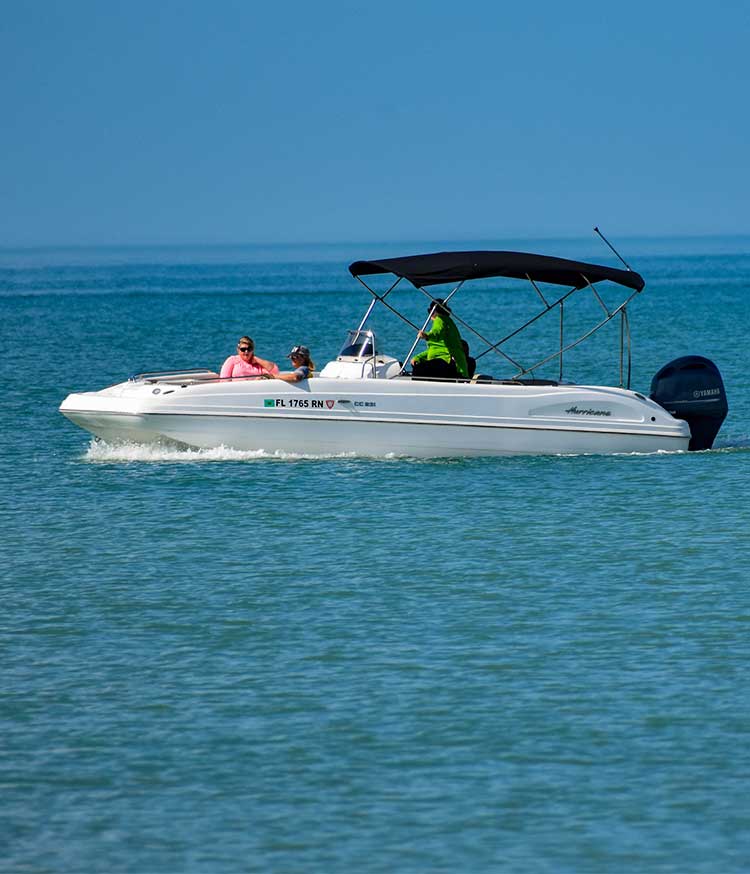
[{"xmin": 300, "ymin": 352, "xmax": 315, "ymax": 372}]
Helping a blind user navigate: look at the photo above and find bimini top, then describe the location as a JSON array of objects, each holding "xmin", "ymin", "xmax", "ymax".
[{"xmin": 349, "ymin": 250, "xmax": 645, "ymax": 292}]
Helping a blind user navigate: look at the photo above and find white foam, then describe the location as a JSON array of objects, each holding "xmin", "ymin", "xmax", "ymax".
[
  {"xmin": 82, "ymin": 438, "xmax": 725, "ymax": 464},
  {"xmin": 82, "ymin": 439, "xmax": 360, "ymax": 463}
]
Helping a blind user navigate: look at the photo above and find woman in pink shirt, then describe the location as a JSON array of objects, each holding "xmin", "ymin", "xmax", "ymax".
[{"xmin": 220, "ymin": 336, "xmax": 279, "ymax": 379}]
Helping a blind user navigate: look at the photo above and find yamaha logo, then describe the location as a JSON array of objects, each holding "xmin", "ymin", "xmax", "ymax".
[{"xmin": 693, "ymin": 387, "xmax": 720, "ymax": 398}]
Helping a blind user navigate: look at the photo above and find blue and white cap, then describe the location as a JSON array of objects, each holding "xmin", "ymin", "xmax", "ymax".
[{"xmin": 287, "ymin": 345, "xmax": 310, "ymax": 359}]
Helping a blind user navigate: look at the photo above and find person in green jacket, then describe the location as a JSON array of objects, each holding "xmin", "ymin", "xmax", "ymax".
[{"xmin": 411, "ymin": 299, "xmax": 469, "ymax": 379}]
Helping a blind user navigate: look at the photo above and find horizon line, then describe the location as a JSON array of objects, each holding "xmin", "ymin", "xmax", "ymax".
[{"xmin": 3, "ymin": 230, "xmax": 750, "ymax": 252}]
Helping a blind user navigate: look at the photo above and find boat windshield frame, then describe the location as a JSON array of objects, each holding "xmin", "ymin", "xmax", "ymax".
[{"xmin": 337, "ymin": 329, "xmax": 377, "ymax": 359}]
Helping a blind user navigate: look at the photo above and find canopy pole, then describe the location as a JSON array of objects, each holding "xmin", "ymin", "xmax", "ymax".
[
  {"xmin": 623, "ymin": 307, "xmax": 632, "ymax": 389},
  {"xmin": 514, "ymin": 289, "xmax": 641, "ymax": 376},
  {"xmin": 583, "ymin": 275, "xmax": 611, "ymax": 317},
  {"xmin": 399, "ymin": 305, "xmax": 439, "ymax": 375},
  {"xmin": 474, "ymin": 285, "xmax": 578, "ymax": 365},
  {"xmin": 355, "ymin": 276, "xmax": 402, "ymax": 332},
  {"xmin": 354, "ymin": 276, "xmax": 420, "ymax": 332},
  {"xmin": 449, "ymin": 310, "xmax": 525, "ymax": 373},
  {"xmin": 559, "ymin": 301, "xmax": 564, "ymax": 382},
  {"xmin": 414, "ymin": 281, "xmax": 464, "ymax": 305},
  {"xmin": 527, "ymin": 273, "xmax": 550, "ymax": 308}
]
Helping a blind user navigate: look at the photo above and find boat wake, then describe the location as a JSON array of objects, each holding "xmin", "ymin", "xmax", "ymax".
[
  {"xmin": 81, "ymin": 438, "xmax": 703, "ymax": 464},
  {"xmin": 83, "ymin": 439, "xmax": 362, "ymax": 463}
]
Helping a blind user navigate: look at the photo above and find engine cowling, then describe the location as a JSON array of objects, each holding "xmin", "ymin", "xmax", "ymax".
[{"xmin": 650, "ymin": 355, "xmax": 728, "ymax": 450}]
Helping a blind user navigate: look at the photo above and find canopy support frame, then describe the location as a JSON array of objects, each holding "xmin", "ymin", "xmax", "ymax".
[{"xmin": 348, "ymin": 255, "xmax": 642, "ymax": 385}]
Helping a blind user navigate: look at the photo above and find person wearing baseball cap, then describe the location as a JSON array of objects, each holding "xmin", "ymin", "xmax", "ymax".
[{"xmin": 270, "ymin": 345, "xmax": 315, "ymax": 383}]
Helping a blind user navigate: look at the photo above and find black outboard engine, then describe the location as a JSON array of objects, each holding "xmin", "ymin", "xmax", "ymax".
[{"xmin": 650, "ymin": 356, "xmax": 728, "ymax": 450}]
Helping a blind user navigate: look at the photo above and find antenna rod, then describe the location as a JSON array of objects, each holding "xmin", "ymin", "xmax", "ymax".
[{"xmin": 594, "ymin": 226, "xmax": 633, "ymax": 272}]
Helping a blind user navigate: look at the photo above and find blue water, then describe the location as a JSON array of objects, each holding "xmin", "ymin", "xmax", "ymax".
[{"xmin": 2, "ymin": 238, "xmax": 749, "ymax": 873}]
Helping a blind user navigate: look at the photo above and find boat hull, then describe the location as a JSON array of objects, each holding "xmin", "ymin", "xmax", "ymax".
[{"xmin": 60, "ymin": 376, "xmax": 691, "ymax": 457}]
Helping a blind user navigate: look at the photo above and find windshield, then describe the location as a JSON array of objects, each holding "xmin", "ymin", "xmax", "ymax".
[{"xmin": 338, "ymin": 330, "xmax": 376, "ymax": 359}]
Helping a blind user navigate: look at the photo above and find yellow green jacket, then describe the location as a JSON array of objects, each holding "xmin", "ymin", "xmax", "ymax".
[{"xmin": 412, "ymin": 314, "xmax": 469, "ymax": 378}]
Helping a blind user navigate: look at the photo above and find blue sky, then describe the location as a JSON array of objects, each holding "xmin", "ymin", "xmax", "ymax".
[{"xmin": 1, "ymin": 0, "xmax": 748, "ymax": 246}]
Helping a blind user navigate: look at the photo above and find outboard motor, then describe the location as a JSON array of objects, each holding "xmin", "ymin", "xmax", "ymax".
[{"xmin": 650, "ymin": 356, "xmax": 728, "ymax": 450}]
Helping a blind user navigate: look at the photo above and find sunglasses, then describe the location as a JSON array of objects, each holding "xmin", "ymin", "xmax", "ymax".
[{"xmin": 238, "ymin": 346, "xmax": 253, "ymax": 353}]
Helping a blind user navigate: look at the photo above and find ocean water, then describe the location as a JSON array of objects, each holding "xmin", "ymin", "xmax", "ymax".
[{"xmin": 1, "ymin": 237, "xmax": 749, "ymax": 873}]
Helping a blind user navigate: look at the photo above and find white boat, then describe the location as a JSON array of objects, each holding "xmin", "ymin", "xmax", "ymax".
[{"xmin": 60, "ymin": 248, "xmax": 728, "ymax": 457}]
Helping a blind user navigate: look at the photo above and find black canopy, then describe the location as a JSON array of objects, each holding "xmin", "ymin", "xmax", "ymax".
[{"xmin": 349, "ymin": 250, "xmax": 644, "ymax": 292}]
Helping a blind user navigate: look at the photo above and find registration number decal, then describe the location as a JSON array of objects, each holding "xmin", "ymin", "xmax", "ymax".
[
  {"xmin": 263, "ymin": 398, "xmax": 377, "ymax": 409},
  {"xmin": 264, "ymin": 398, "xmax": 334, "ymax": 409}
]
